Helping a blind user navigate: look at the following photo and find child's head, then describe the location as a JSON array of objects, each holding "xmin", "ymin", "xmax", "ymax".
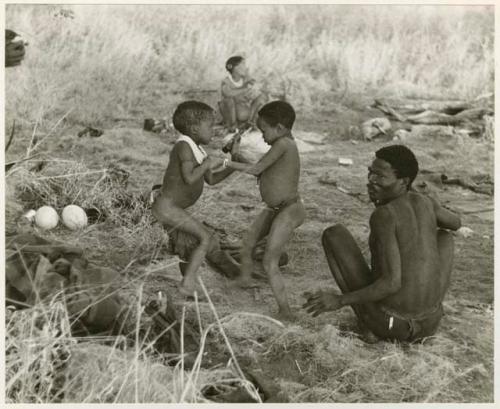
[
  {"xmin": 225, "ymin": 55, "xmax": 247, "ymax": 76},
  {"xmin": 257, "ymin": 101, "xmax": 296, "ymax": 144},
  {"xmin": 172, "ymin": 101, "xmax": 215, "ymax": 144}
]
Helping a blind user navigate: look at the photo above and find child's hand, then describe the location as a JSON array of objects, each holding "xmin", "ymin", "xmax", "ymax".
[
  {"xmin": 244, "ymin": 78, "xmax": 256, "ymax": 87},
  {"xmin": 205, "ymin": 157, "xmax": 223, "ymax": 170},
  {"xmin": 231, "ymin": 134, "xmax": 241, "ymax": 157}
]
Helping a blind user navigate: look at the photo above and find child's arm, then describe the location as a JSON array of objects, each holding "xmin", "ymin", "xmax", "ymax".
[
  {"xmin": 204, "ymin": 149, "xmax": 247, "ymax": 185},
  {"xmin": 227, "ymin": 138, "xmax": 287, "ymax": 176},
  {"xmin": 177, "ymin": 142, "xmax": 212, "ymax": 185}
]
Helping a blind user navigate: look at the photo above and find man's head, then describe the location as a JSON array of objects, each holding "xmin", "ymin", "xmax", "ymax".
[
  {"xmin": 257, "ymin": 101, "xmax": 295, "ymax": 145},
  {"xmin": 367, "ymin": 145, "xmax": 419, "ymax": 205},
  {"xmin": 172, "ymin": 101, "xmax": 215, "ymax": 144},
  {"xmin": 225, "ymin": 55, "xmax": 247, "ymax": 77},
  {"xmin": 5, "ymin": 29, "xmax": 28, "ymax": 67}
]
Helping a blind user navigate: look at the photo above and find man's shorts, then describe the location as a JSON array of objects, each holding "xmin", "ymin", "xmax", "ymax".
[{"xmin": 358, "ymin": 303, "xmax": 444, "ymax": 342}]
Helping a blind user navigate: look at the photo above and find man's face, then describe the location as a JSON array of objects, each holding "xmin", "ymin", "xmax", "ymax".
[
  {"xmin": 257, "ymin": 116, "xmax": 285, "ymax": 145},
  {"xmin": 193, "ymin": 115, "xmax": 215, "ymax": 145},
  {"xmin": 367, "ymin": 158, "xmax": 407, "ymax": 206}
]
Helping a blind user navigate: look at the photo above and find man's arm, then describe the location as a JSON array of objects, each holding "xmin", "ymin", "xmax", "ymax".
[
  {"xmin": 430, "ymin": 197, "xmax": 461, "ymax": 231},
  {"xmin": 177, "ymin": 143, "xmax": 210, "ymax": 185},
  {"xmin": 339, "ymin": 207, "xmax": 402, "ymax": 306},
  {"xmin": 227, "ymin": 138, "xmax": 287, "ymax": 176}
]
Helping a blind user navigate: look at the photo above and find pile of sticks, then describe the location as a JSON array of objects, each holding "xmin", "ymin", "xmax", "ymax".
[{"xmin": 372, "ymin": 93, "xmax": 494, "ymax": 138}]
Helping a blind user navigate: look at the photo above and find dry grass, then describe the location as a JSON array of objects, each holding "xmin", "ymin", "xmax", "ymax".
[
  {"xmin": 4, "ymin": 3, "xmax": 494, "ymax": 404},
  {"xmin": 5, "ymin": 4, "xmax": 494, "ymax": 130}
]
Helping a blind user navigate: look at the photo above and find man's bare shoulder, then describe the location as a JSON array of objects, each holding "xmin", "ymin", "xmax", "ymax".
[{"xmin": 370, "ymin": 205, "xmax": 395, "ymax": 227}]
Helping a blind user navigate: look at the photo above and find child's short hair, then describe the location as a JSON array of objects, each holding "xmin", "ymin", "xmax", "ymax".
[
  {"xmin": 225, "ymin": 56, "xmax": 244, "ymax": 73},
  {"xmin": 172, "ymin": 101, "xmax": 214, "ymax": 135},
  {"xmin": 258, "ymin": 101, "xmax": 296, "ymax": 130},
  {"xmin": 375, "ymin": 145, "xmax": 419, "ymax": 190}
]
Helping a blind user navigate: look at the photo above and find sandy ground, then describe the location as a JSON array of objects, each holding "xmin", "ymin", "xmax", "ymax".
[{"xmin": 5, "ymin": 103, "xmax": 494, "ymax": 402}]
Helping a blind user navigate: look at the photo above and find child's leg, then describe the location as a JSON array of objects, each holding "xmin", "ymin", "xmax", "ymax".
[
  {"xmin": 263, "ymin": 201, "xmax": 306, "ymax": 320},
  {"xmin": 248, "ymin": 93, "xmax": 268, "ymax": 124},
  {"xmin": 220, "ymin": 97, "xmax": 237, "ymax": 130},
  {"xmin": 237, "ymin": 208, "xmax": 275, "ymax": 287},
  {"xmin": 235, "ymin": 101, "xmax": 250, "ymax": 124},
  {"xmin": 152, "ymin": 200, "xmax": 213, "ymax": 296}
]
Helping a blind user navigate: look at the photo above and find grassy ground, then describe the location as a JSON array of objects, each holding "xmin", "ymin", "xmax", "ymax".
[{"xmin": 4, "ymin": 4, "xmax": 494, "ymax": 404}]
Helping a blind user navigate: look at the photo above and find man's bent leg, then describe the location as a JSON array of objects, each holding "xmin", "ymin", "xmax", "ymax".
[
  {"xmin": 321, "ymin": 224, "xmax": 375, "ymax": 292},
  {"xmin": 321, "ymin": 224, "xmax": 392, "ymax": 338},
  {"xmin": 437, "ymin": 229, "xmax": 454, "ymax": 300}
]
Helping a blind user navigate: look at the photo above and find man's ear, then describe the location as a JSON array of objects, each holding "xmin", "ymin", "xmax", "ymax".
[{"xmin": 399, "ymin": 176, "xmax": 410, "ymax": 190}]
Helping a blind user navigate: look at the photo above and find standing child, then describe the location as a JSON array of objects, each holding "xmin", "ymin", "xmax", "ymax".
[
  {"xmin": 226, "ymin": 101, "xmax": 306, "ymax": 320},
  {"xmin": 152, "ymin": 100, "xmax": 241, "ymax": 297},
  {"xmin": 219, "ymin": 55, "xmax": 268, "ymax": 132}
]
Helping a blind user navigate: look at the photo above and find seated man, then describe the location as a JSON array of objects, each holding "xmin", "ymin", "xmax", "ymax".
[
  {"xmin": 219, "ymin": 55, "xmax": 268, "ymax": 132},
  {"xmin": 303, "ymin": 145, "xmax": 461, "ymax": 342}
]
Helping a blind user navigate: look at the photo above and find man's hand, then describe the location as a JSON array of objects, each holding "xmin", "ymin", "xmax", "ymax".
[
  {"xmin": 302, "ymin": 289, "xmax": 343, "ymax": 317},
  {"xmin": 5, "ymin": 30, "xmax": 27, "ymax": 67}
]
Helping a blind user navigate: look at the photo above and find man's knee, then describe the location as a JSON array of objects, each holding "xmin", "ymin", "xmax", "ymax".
[{"xmin": 322, "ymin": 224, "xmax": 349, "ymax": 247}]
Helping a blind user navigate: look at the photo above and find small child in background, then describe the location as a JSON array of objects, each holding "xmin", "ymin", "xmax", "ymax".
[
  {"xmin": 152, "ymin": 100, "xmax": 242, "ymax": 297},
  {"xmin": 226, "ymin": 101, "xmax": 306, "ymax": 320},
  {"xmin": 219, "ymin": 55, "xmax": 268, "ymax": 132}
]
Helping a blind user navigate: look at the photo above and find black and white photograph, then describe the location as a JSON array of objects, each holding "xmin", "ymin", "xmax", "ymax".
[{"xmin": 3, "ymin": 2, "xmax": 495, "ymax": 404}]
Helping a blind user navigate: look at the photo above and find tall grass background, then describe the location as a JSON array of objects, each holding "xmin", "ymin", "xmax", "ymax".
[{"xmin": 5, "ymin": 4, "xmax": 494, "ymax": 129}]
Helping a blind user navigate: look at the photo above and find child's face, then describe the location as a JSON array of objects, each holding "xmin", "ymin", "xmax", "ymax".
[
  {"xmin": 232, "ymin": 60, "xmax": 248, "ymax": 77},
  {"xmin": 191, "ymin": 115, "xmax": 215, "ymax": 145},
  {"xmin": 257, "ymin": 116, "xmax": 287, "ymax": 145}
]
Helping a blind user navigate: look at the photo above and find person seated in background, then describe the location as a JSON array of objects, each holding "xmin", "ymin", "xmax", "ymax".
[
  {"xmin": 5, "ymin": 29, "xmax": 28, "ymax": 67},
  {"xmin": 219, "ymin": 55, "xmax": 268, "ymax": 132},
  {"xmin": 303, "ymin": 145, "xmax": 461, "ymax": 343}
]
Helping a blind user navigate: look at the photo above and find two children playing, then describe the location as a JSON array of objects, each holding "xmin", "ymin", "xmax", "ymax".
[{"xmin": 152, "ymin": 99, "xmax": 304, "ymax": 320}]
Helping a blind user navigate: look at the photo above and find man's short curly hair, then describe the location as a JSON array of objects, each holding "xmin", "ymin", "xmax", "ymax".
[
  {"xmin": 172, "ymin": 101, "xmax": 214, "ymax": 135},
  {"xmin": 375, "ymin": 145, "xmax": 419, "ymax": 190}
]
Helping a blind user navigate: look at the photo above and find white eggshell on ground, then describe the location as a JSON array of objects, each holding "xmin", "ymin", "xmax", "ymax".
[
  {"xmin": 62, "ymin": 205, "xmax": 88, "ymax": 230},
  {"xmin": 35, "ymin": 206, "xmax": 59, "ymax": 230}
]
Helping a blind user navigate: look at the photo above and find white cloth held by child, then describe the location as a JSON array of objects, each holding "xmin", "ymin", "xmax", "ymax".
[{"xmin": 176, "ymin": 134, "xmax": 208, "ymax": 165}]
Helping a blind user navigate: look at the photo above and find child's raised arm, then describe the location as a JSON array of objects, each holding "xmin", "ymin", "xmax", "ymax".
[
  {"xmin": 177, "ymin": 142, "xmax": 212, "ymax": 185},
  {"xmin": 227, "ymin": 137, "xmax": 287, "ymax": 176}
]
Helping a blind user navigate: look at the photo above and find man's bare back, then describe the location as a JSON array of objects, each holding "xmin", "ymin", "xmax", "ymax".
[
  {"xmin": 304, "ymin": 145, "xmax": 460, "ymax": 342},
  {"xmin": 370, "ymin": 192, "xmax": 446, "ymax": 318}
]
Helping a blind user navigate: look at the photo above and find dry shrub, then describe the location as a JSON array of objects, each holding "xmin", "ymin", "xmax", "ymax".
[
  {"xmin": 8, "ymin": 159, "xmax": 148, "ymax": 228},
  {"xmin": 5, "ymin": 292, "xmax": 254, "ymax": 403}
]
